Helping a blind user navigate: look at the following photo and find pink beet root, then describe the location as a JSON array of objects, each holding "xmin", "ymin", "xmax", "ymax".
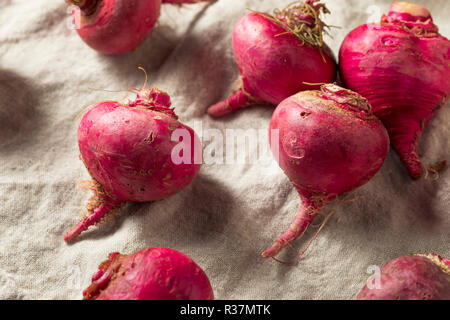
[
  {"xmin": 358, "ymin": 254, "xmax": 450, "ymax": 300},
  {"xmin": 262, "ymin": 84, "xmax": 389, "ymax": 258},
  {"xmin": 83, "ymin": 247, "xmax": 214, "ymax": 300},
  {"xmin": 339, "ymin": 2, "xmax": 450, "ymax": 179},
  {"xmin": 66, "ymin": 0, "xmax": 210, "ymax": 54},
  {"xmin": 64, "ymin": 87, "xmax": 202, "ymax": 242},
  {"xmin": 207, "ymin": 0, "xmax": 336, "ymax": 117}
]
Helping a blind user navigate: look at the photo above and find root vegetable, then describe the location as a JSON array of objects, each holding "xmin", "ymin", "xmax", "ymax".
[
  {"xmin": 262, "ymin": 84, "xmax": 389, "ymax": 258},
  {"xmin": 207, "ymin": 0, "xmax": 336, "ymax": 118},
  {"xmin": 66, "ymin": 0, "xmax": 210, "ymax": 54},
  {"xmin": 339, "ymin": 2, "xmax": 450, "ymax": 179},
  {"xmin": 358, "ymin": 254, "xmax": 450, "ymax": 300},
  {"xmin": 64, "ymin": 87, "xmax": 201, "ymax": 242},
  {"xmin": 83, "ymin": 247, "xmax": 214, "ymax": 300}
]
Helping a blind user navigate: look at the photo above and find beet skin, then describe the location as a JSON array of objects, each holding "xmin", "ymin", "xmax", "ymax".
[{"xmin": 83, "ymin": 248, "xmax": 214, "ymax": 300}]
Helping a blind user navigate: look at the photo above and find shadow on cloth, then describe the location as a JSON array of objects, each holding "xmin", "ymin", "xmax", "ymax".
[
  {"xmin": 135, "ymin": 172, "xmax": 234, "ymax": 245},
  {"xmin": 98, "ymin": 3, "xmax": 214, "ymax": 84},
  {"xmin": 0, "ymin": 69, "xmax": 41, "ymax": 153},
  {"xmin": 338, "ymin": 156, "xmax": 444, "ymax": 231}
]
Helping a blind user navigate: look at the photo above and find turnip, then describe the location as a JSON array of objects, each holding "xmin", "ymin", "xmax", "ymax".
[
  {"xmin": 262, "ymin": 84, "xmax": 389, "ymax": 259},
  {"xmin": 64, "ymin": 87, "xmax": 202, "ymax": 242},
  {"xmin": 66, "ymin": 0, "xmax": 211, "ymax": 55},
  {"xmin": 339, "ymin": 2, "xmax": 450, "ymax": 179},
  {"xmin": 358, "ymin": 254, "xmax": 450, "ymax": 300},
  {"xmin": 83, "ymin": 247, "xmax": 214, "ymax": 300},
  {"xmin": 207, "ymin": 0, "xmax": 336, "ymax": 118}
]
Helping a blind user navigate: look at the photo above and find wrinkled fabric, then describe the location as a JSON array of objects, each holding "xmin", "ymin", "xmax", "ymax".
[{"xmin": 0, "ymin": 0, "xmax": 449, "ymax": 300}]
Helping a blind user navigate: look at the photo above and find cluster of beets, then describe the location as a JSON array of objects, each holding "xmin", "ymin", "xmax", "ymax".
[{"xmin": 65, "ymin": 0, "xmax": 449, "ymax": 300}]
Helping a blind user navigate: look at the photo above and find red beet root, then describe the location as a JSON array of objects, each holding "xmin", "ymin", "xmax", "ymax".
[
  {"xmin": 339, "ymin": 2, "xmax": 450, "ymax": 179},
  {"xmin": 83, "ymin": 247, "xmax": 214, "ymax": 300},
  {"xmin": 263, "ymin": 84, "xmax": 389, "ymax": 258},
  {"xmin": 64, "ymin": 88, "xmax": 202, "ymax": 242},
  {"xmin": 66, "ymin": 0, "xmax": 211, "ymax": 54},
  {"xmin": 358, "ymin": 254, "xmax": 450, "ymax": 300},
  {"xmin": 207, "ymin": 0, "xmax": 336, "ymax": 117}
]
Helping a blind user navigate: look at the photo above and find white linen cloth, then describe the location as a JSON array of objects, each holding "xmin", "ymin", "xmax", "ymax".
[{"xmin": 0, "ymin": 0, "xmax": 449, "ymax": 299}]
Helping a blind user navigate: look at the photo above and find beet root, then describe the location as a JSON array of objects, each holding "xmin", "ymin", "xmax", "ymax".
[
  {"xmin": 64, "ymin": 88, "xmax": 202, "ymax": 242},
  {"xmin": 83, "ymin": 247, "xmax": 214, "ymax": 300},
  {"xmin": 207, "ymin": 0, "xmax": 336, "ymax": 117},
  {"xmin": 66, "ymin": 0, "xmax": 211, "ymax": 54},
  {"xmin": 358, "ymin": 254, "xmax": 450, "ymax": 300},
  {"xmin": 339, "ymin": 2, "xmax": 450, "ymax": 179},
  {"xmin": 262, "ymin": 84, "xmax": 389, "ymax": 258}
]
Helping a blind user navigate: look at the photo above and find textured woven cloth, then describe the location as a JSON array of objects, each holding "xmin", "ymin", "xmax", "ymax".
[{"xmin": 0, "ymin": 0, "xmax": 449, "ymax": 300}]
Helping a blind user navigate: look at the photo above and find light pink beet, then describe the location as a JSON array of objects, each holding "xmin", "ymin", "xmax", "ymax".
[
  {"xmin": 262, "ymin": 84, "xmax": 389, "ymax": 258},
  {"xmin": 66, "ymin": 0, "xmax": 210, "ymax": 54},
  {"xmin": 64, "ymin": 88, "xmax": 202, "ymax": 242},
  {"xmin": 358, "ymin": 254, "xmax": 450, "ymax": 300},
  {"xmin": 83, "ymin": 247, "xmax": 214, "ymax": 300},
  {"xmin": 339, "ymin": 2, "xmax": 450, "ymax": 179},
  {"xmin": 207, "ymin": 0, "xmax": 336, "ymax": 117}
]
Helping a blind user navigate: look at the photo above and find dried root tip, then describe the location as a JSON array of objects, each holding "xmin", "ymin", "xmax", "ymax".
[
  {"xmin": 262, "ymin": 191, "xmax": 333, "ymax": 259},
  {"xmin": 403, "ymin": 157, "xmax": 424, "ymax": 180},
  {"xmin": 64, "ymin": 180, "xmax": 122, "ymax": 242},
  {"xmin": 128, "ymin": 67, "xmax": 178, "ymax": 119},
  {"xmin": 263, "ymin": 0, "xmax": 330, "ymax": 48},
  {"xmin": 390, "ymin": 2, "xmax": 431, "ymax": 19},
  {"xmin": 424, "ymin": 160, "xmax": 447, "ymax": 181},
  {"xmin": 262, "ymin": 206, "xmax": 316, "ymax": 258},
  {"xmin": 262, "ymin": 194, "xmax": 327, "ymax": 259},
  {"xmin": 320, "ymin": 84, "xmax": 372, "ymax": 114},
  {"xmin": 391, "ymin": 129, "xmax": 424, "ymax": 179},
  {"xmin": 130, "ymin": 88, "xmax": 178, "ymax": 120},
  {"xmin": 77, "ymin": 180, "xmax": 100, "ymax": 191},
  {"xmin": 207, "ymin": 87, "xmax": 258, "ymax": 117},
  {"xmin": 382, "ymin": 1, "xmax": 439, "ymax": 36}
]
